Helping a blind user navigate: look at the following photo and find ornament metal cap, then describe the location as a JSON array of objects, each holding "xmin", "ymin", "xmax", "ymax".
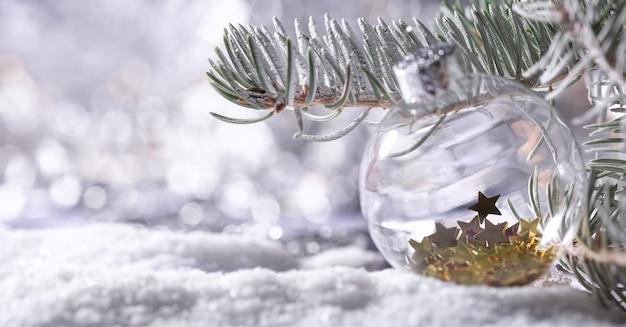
[{"xmin": 393, "ymin": 43, "xmax": 464, "ymax": 105}]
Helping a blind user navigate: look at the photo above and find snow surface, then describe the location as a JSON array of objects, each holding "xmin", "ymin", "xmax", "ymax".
[{"xmin": 2, "ymin": 223, "xmax": 625, "ymax": 327}]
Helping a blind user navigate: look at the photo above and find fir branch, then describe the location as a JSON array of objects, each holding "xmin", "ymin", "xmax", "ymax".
[
  {"xmin": 565, "ymin": 178, "xmax": 626, "ymax": 311},
  {"xmin": 514, "ymin": 0, "xmax": 626, "ymax": 100},
  {"xmin": 206, "ymin": 0, "xmax": 624, "ymax": 134},
  {"xmin": 569, "ymin": 85, "xmax": 626, "ymax": 311},
  {"xmin": 206, "ymin": 0, "xmax": 562, "ymax": 140}
]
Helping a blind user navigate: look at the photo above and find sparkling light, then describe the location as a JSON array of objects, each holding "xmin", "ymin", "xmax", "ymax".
[
  {"xmin": 0, "ymin": 0, "xmax": 381, "ymax": 236},
  {"xmin": 217, "ymin": 178, "xmax": 258, "ymax": 218},
  {"xmin": 0, "ymin": 183, "xmax": 26, "ymax": 221},
  {"xmin": 178, "ymin": 202, "xmax": 203, "ymax": 227},
  {"xmin": 35, "ymin": 141, "xmax": 70, "ymax": 177},
  {"xmin": 4, "ymin": 151, "xmax": 36, "ymax": 188},
  {"xmin": 252, "ymin": 196, "xmax": 281, "ymax": 224},
  {"xmin": 83, "ymin": 186, "xmax": 107, "ymax": 210},
  {"xmin": 49, "ymin": 175, "xmax": 82, "ymax": 208},
  {"xmin": 53, "ymin": 103, "xmax": 90, "ymax": 140},
  {"xmin": 267, "ymin": 225, "xmax": 283, "ymax": 240},
  {"xmin": 166, "ymin": 161, "xmax": 200, "ymax": 195},
  {"xmin": 295, "ymin": 173, "xmax": 332, "ymax": 224}
]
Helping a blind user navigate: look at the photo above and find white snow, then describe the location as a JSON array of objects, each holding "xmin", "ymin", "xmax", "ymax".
[
  {"xmin": 1, "ymin": 223, "xmax": 625, "ymax": 327},
  {"xmin": 0, "ymin": 223, "xmax": 298, "ymax": 273},
  {"xmin": 301, "ymin": 245, "xmax": 387, "ymax": 271}
]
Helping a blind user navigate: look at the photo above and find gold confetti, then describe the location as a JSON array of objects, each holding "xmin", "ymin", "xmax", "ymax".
[{"xmin": 407, "ymin": 191, "xmax": 554, "ymax": 286}]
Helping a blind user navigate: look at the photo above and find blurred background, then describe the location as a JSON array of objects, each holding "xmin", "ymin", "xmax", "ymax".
[
  {"xmin": 0, "ymin": 0, "xmax": 443, "ymax": 255},
  {"xmin": 0, "ymin": 0, "xmax": 589, "ymax": 256}
]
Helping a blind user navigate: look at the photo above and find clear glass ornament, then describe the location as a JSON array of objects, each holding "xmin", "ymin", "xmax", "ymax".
[{"xmin": 359, "ymin": 44, "xmax": 587, "ymax": 286}]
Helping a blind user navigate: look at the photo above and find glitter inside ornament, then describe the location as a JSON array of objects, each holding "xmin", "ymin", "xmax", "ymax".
[{"xmin": 359, "ymin": 43, "xmax": 587, "ymax": 286}]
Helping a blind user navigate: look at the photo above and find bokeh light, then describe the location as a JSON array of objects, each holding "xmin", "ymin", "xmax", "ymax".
[{"xmin": 0, "ymin": 0, "xmax": 444, "ymax": 251}]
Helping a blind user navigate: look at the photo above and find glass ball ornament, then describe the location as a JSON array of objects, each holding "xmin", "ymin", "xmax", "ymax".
[{"xmin": 359, "ymin": 43, "xmax": 587, "ymax": 286}]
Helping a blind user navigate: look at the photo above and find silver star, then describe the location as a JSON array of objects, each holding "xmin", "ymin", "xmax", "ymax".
[
  {"xmin": 428, "ymin": 222, "xmax": 459, "ymax": 248},
  {"xmin": 458, "ymin": 215, "xmax": 486, "ymax": 246},
  {"xmin": 458, "ymin": 216, "xmax": 482, "ymax": 238},
  {"xmin": 476, "ymin": 219, "xmax": 510, "ymax": 246}
]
